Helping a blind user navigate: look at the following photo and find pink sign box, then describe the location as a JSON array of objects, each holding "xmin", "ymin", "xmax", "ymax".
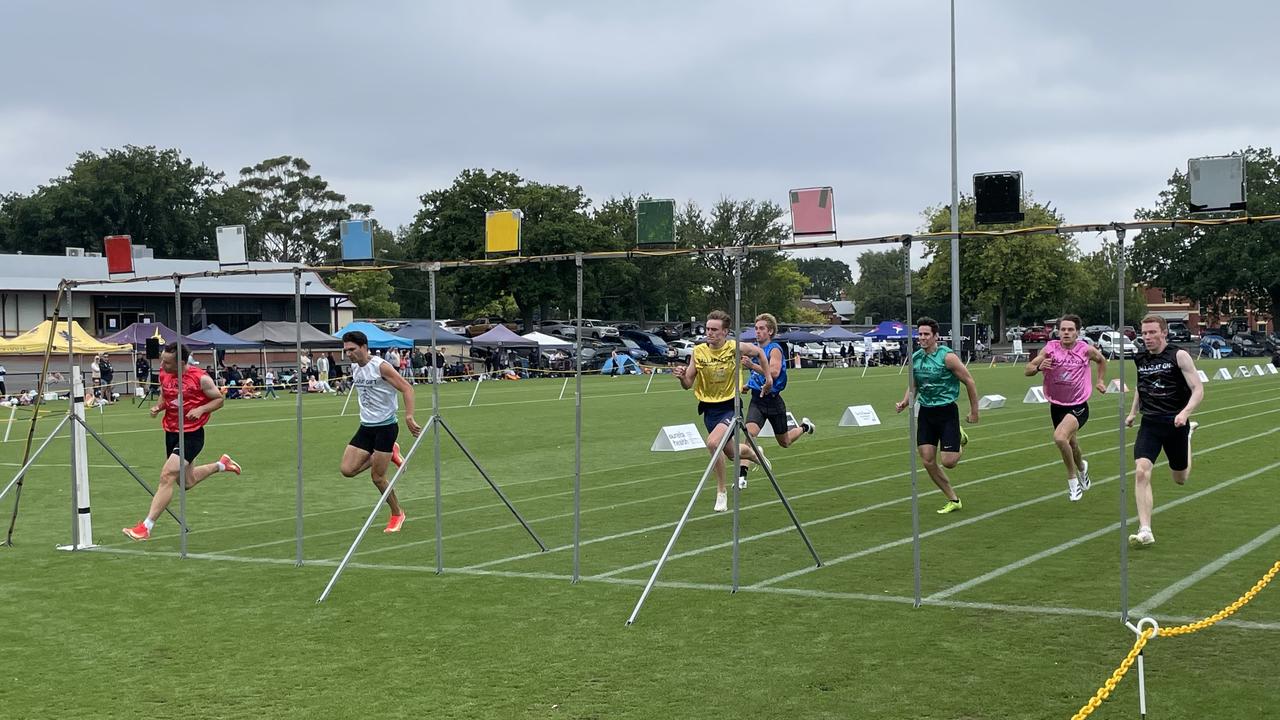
[{"xmin": 789, "ymin": 187, "xmax": 836, "ymax": 238}]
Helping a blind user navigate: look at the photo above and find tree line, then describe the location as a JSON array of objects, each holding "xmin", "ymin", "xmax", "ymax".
[{"xmin": 2, "ymin": 145, "xmax": 1276, "ymax": 336}]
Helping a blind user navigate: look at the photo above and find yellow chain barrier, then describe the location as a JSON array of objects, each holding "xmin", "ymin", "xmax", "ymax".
[{"xmin": 1070, "ymin": 559, "xmax": 1280, "ymax": 720}]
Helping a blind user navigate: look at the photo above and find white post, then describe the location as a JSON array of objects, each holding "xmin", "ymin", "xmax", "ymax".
[
  {"xmin": 559, "ymin": 377, "xmax": 569, "ymax": 401},
  {"xmin": 644, "ymin": 369, "xmax": 657, "ymax": 394},
  {"xmin": 62, "ymin": 367, "xmax": 94, "ymax": 549},
  {"xmin": 3, "ymin": 404, "xmax": 14, "ymax": 443},
  {"xmin": 468, "ymin": 374, "xmax": 483, "ymax": 407}
]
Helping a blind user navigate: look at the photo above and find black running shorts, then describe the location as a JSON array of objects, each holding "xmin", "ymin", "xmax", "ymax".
[
  {"xmin": 1050, "ymin": 402, "xmax": 1090, "ymax": 430},
  {"xmin": 747, "ymin": 391, "xmax": 790, "ymax": 435},
  {"xmin": 349, "ymin": 422, "xmax": 400, "ymax": 454},
  {"xmin": 1133, "ymin": 416, "xmax": 1191, "ymax": 472},
  {"xmin": 164, "ymin": 428, "xmax": 205, "ymax": 463},
  {"xmin": 916, "ymin": 402, "xmax": 961, "ymax": 452}
]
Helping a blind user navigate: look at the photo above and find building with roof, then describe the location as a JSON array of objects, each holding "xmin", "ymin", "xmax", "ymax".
[{"xmin": 0, "ymin": 247, "xmax": 354, "ymax": 338}]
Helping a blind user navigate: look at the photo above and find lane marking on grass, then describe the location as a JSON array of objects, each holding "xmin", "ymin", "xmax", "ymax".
[
  {"xmin": 79, "ymin": 545, "xmax": 1280, "ymax": 632},
  {"xmin": 751, "ymin": 423, "xmax": 1280, "ymax": 590},
  {"xmin": 102, "ymin": 392, "xmax": 1115, "ymax": 553},
  {"xmin": 464, "ymin": 404, "xmax": 1280, "ymax": 577},
  {"xmin": 927, "ymin": 457, "xmax": 1280, "ymax": 601},
  {"xmin": 1130, "ymin": 523, "xmax": 1280, "ymax": 616}
]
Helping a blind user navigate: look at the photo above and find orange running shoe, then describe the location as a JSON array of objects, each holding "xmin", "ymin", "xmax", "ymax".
[
  {"xmin": 384, "ymin": 513, "xmax": 407, "ymax": 533},
  {"xmin": 391, "ymin": 442, "xmax": 404, "ymax": 468},
  {"xmin": 122, "ymin": 522, "xmax": 150, "ymax": 541},
  {"xmin": 219, "ymin": 454, "xmax": 241, "ymax": 475}
]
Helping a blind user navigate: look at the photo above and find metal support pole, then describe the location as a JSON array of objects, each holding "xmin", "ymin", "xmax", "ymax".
[
  {"xmin": 429, "ymin": 267, "xmax": 444, "ymax": 574},
  {"xmin": 573, "ymin": 253, "xmax": 583, "ymax": 583},
  {"xmin": 731, "ymin": 249, "xmax": 744, "ymax": 592},
  {"xmin": 949, "ymin": 0, "xmax": 962, "ymax": 373},
  {"xmin": 319, "ymin": 416, "xmax": 436, "ymax": 603},
  {"xmin": 175, "ymin": 277, "xmax": 187, "ymax": 559},
  {"xmin": 626, "ymin": 426, "xmax": 737, "ymax": 625},
  {"xmin": 740, "ymin": 428, "xmax": 822, "ymax": 567},
  {"xmin": 438, "ymin": 418, "xmax": 546, "ymax": 551},
  {"xmin": 294, "ymin": 269, "xmax": 305, "ymax": 566},
  {"xmin": 66, "ymin": 285, "xmax": 80, "ymax": 550},
  {"xmin": 904, "ymin": 237, "xmax": 922, "ymax": 607},
  {"xmin": 1116, "ymin": 228, "xmax": 1130, "ymax": 622},
  {"xmin": 0, "ymin": 414, "xmax": 71, "ymax": 505}
]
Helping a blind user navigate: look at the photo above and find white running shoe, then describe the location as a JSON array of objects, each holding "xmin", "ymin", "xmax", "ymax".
[
  {"xmin": 801, "ymin": 417, "xmax": 816, "ymax": 435},
  {"xmin": 1077, "ymin": 460, "xmax": 1091, "ymax": 492},
  {"xmin": 714, "ymin": 491, "xmax": 728, "ymax": 512},
  {"xmin": 737, "ymin": 472, "xmax": 748, "ymax": 490},
  {"xmin": 754, "ymin": 446, "xmax": 771, "ymax": 473},
  {"xmin": 1128, "ymin": 529, "xmax": 1155, "ymax": 547},
  {"xmin": 1067, "ymin": 477, "xmax": 1083, "ymax": 502}
]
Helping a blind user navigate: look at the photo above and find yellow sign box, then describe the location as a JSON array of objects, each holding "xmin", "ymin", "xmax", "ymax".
[{"xmin": 485, "ymin": 209, "xmax": 523, "ymax": 255}]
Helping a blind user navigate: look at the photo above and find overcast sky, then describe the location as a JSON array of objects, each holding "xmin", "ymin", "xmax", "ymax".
[{"xmin": 3, "ymin": 1, "xmax": 1277, "ymax": 274}]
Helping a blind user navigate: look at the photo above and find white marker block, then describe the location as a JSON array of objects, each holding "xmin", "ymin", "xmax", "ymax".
[
  {"xmin": 1196, "ymin": 370, "xmax": 1209, "ymax": 383},
  {"xmin": 1266, "ymin": 364, "xmax": 1278, "ymax": 376},
  {"xmin": 758, "ymin": 411, "xmax": 798, "ymax": 437},
  {"xmin": 1105, "ymin": 379, "xmax": 1131, "ymax": 393},
  {"xmin": 1023, "ymin": 387, "xmax": 1048, "ymax": 404},
  {"xmin": 839, "ymin": 405, "xmax": 881, "ymax": 427},
  {"xmin": 1214, "ymin": 368, "xmax": 1232, "ymax": 380},
  {"xmin": 978, "ymin": 394, "xmax": 1006, "ymax": 410},
  {"xmin": 1234, "ymin": 365, "xmax": 1252, "ymax": 379},
  {"xmin": 650, "ymin": 424, "xmax": 707, "ymax": 452},
  {"xmin": 1253, "ymin": 364, "xmax": 1268, "ymax": 377}
]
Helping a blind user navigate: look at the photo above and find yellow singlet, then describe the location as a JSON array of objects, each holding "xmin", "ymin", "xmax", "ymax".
[{"xmin": 692, "ymin": 340, "xmax": 740, "ymax": 403}]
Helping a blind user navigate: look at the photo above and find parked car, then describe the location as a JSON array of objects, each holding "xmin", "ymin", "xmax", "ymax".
[
  {"xmin": 1166, "ymin": 322, "xmax": 1192, "ymax": 343},
  {"xmin": 1121, "ymin": 326, "xmax": 1137, "ymax": 340},
  {"xmin": 666, "ymin": 339, "xmax": 696, "ymax": 362},
  {"xmin": 540, "ymin": 320, "xmax": 575, "ymax": 337},
  {"xmin": 620, "ymin": 329, "xmax": 669, "ymax": 361},
  {"xmin": 1005, "ymin": 326, "xmax": 1028, "ymax": 341},
  {"xmin": 1097, "ymin": 331, "xmax": 1137, "ymax": 359},
  {"xmin": 559, "ymin": 318, "xmax": 619, "ymax": 340},
  {"xmin": 463, "ymin": 316, "xmax": 518, "ymax": 337},
  {"xmin": 650, "ymin": 324, "xmax": 684, "ymax": 343},
  {"xmin": 1083, "ymin": 325, "xmax": 1114, "ymax": 342},
  {"xmin": 1199, "ymin": 334, "xmax": 1233, "ymax": 357},
  {"xmin": 1021, "ymin": 328, "xmax": 1051, "ymax": 343},
  {"xmin": 1231, "ymin": 334, "xmax": 1268, "ymax": 357}
]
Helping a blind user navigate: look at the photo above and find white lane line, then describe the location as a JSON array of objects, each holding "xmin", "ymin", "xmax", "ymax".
[
  {"xmin": 464, "ymin": 401, "xmax": 1280, "ymax": 574},
  {"xmin": 81, "ymin": 546, "xmax": 1280, "ymax": 631},
  {"xmin": 927, "ymin": 458, "xmax": 1280, "ymax": 601},
  {"xmin": 1131, "ymin": 524, "xmax": 1280, "ymax": 616},
  {"xmin": 750, "ymin": 422, "xmax": 1280, "ymax": 589}
]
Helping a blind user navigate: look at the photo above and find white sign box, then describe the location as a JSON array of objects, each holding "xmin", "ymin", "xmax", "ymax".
[
  {"xmin": 758, "ymin": 411, "xmax": 798, "ymax": 437},
  {"xmin": 1023, "ymin": 387, "xmax": 1048, "ymax": 404},
  {"xmin": 1253, "ymin": 364, "xmax": 1268, "ymax": 377},
  {"xmin": 1105, "ymin": 379, "xmax": 1130, "ymax": 393},
  {"xmin": 1214, "ymin": 368, "xmax": 1232, "ymax": 380},
  {"xmin": 978, "ymin": 394, "xmax": 1006, "ymax": 410},
  {"xmin": 839, "ymin": 405, "xmax": 881, "ymax": 427},
  {"xmin": 651, "ymin": 424, "xmax": 707, "ymax": 452},
  {"xmin": 1234, "ymin": 365, "xmax": 1252, "ymax": 379},
  {"xmin": 1266, "ymin": 364, "xmax": 1278, "ymax": 376},
  {"xmin": 1197, "ymin": 370, "xmax": 1209, "ymax": 383}
]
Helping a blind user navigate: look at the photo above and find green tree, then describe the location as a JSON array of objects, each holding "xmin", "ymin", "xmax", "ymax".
[
  {"xmin": 793, "ymin": 257, "xmax": 853, "ymax": 300},
  {"xmin": 918, "ymin": 195, "xmax": 1082, "ymax": 335},
  {"xmin": 1131, "ymin": 147, "xmax": 1280, "ymax": 323},
  {"xmin": 849, "ymin": 247, "xmax": 909, "ymax": 323},
  {"xmin": 405, "ymin": 169, "xmax": 602, "ymax": 330},
  {"xmin": 0, "ymin": 145, "xmax": 240, "ymax": 258},
  {"xmin": 681, "ymin": 199, "xmax": 806, "ymax": 326},
  {"xmin": 236, "ymin": 156, "xmax": 356, "ymax": 263},
  {"xmin": 1069, "ymin": 246, "xmax": 1147, "ymax": 329},
  {"xmin": 593, "ymin": 195, "xmax": 700, "ymax": 326},
  {"xmin": 327, "ymin": 270, "xmax": 400, "ymax": 318}
]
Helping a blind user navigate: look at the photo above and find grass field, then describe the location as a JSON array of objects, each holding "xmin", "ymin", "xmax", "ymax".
[{"xmin": 2, "ymin": 357, "xmax": 1278, "ymax": 719}]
